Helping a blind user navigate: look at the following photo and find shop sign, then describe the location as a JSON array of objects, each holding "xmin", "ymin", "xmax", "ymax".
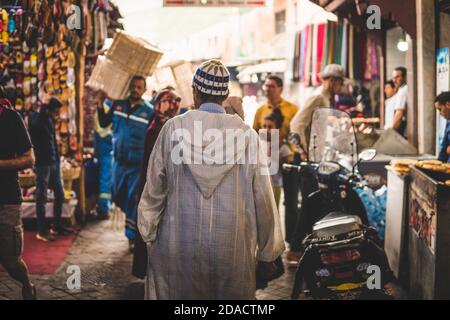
[
  {"xmin": 409, "ymin": 181, "xmax": 436, "ymax": 253},
  {"xmin": 163, "ymin": 0, "xmax": 266, "ymax": 7}
]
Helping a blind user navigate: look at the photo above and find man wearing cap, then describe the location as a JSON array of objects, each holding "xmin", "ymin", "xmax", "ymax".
[
  {"xmin": 138, "ymin": 59, "xmax": 284, "ymax": 299},
  {"xmin": 287, "ymin": 64, "xmax": 345, "ymax": 264},
  {"xmin": 29, "ymin": 96, "xmax": 73, "ymax": 241},
  {"xmin": 290, "ymin": 64, "xmax": 345, "ymax": 156}
]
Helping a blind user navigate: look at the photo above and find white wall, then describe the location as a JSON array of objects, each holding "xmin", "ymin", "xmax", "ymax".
[{"xmin": 386, "ymin": 27, "xmax": 408, "ymax": 79}]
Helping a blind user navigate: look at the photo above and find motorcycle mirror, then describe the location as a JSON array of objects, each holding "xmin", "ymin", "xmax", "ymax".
[{"xmin": 358, "ymin": 149, "xmax": 377, "ymax": 161}]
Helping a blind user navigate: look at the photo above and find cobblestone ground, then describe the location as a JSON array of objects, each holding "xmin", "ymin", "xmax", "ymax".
[
  {"xmin": 0, "ymin": 217, "xmax": 296, "ymax": 300},
  {"xmin": 0, "ymin": 218, "xmax": 145, "ymax": 300}
]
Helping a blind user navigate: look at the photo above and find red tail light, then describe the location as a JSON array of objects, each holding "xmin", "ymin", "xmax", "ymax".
[{"xmin": 320, "ymin": 249, "xmax": 361, "ymax": 265}]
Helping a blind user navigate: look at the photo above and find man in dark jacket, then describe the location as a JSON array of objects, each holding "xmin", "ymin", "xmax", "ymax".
[{"xmin": 29, "ymin": 97, "xmax": 73, "ymax": 241}]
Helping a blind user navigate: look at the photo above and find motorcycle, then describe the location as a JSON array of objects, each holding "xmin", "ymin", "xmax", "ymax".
[{"xmin": 285, "ymin": 108, "xmax": 395, "ymax": 300}]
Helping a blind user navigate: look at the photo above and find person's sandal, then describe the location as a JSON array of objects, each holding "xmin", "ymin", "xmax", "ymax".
[
  {"xmin": 36, "ymin": 232, "xmax": 56, "ymax": 242},
  {"xmin": 22, "ymin": 284, "xmax": 37, "ymax": 300},
  {"xmin": 286, "ymin": 251, "xmax": 302, "ymax": 267}
]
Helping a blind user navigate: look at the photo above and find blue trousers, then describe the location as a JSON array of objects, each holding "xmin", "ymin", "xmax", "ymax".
[
  {"xmin": 94, "ymin": 133, "xmax": 113, "ymax": 215},
  {"xmin": 35, "ymin": 164, "xmax": 65, "ymax": 234},
  {"xmin": 112, "ymin": 160, "xmax": 140, "ymax": 240}
]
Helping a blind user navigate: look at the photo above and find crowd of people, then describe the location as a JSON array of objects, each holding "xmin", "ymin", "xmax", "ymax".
[{"xmin": 1, "ymin": 58, "xmax": 450, "ymax": 300}]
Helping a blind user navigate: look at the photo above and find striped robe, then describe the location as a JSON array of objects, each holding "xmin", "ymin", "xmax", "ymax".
[{"xmin": 138, "ymin": 106, "xmax": 285, "ymax": 300}]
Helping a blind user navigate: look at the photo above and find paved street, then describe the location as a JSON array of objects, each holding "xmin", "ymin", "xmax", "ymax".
[{"xmin": 0, "ymin": 213, "xmax": 296, "ymax": 300}]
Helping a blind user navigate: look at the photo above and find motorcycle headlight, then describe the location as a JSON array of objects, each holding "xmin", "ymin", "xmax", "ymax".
[{"xmin": 318, "ymin": 162, "xmax": 340, "ymax": 176}]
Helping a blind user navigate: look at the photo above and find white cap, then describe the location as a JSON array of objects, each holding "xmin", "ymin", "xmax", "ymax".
[{"xmin": 321, "ymin": 64, "xmax": 346, "ymax": 80}]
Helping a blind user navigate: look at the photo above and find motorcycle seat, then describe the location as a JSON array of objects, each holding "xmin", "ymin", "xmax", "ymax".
[{"xmin": 312, "ymin": 212, "xmax": 362, "ymax": 239}]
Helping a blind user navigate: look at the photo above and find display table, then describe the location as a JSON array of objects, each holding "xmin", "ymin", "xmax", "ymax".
[
  {"xmin": 22, "ymin": 200, "xmax": 78, "ymax": 220},
  {"xmin": 359, "ymin": 154, "xmax": 435, "ymax": 181},
  {"xmin": 384, "ymin": 168, "xmax": 410, "ymax": 283}
]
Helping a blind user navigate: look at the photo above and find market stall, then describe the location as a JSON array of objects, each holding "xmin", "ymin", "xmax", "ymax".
[
  {"xmin": 0, "ymin": 0, "xmax": 119, "ymax": 222},
  {"xmin": 407, "ymin": 163, "xmax": 450, "ymax": 299}
]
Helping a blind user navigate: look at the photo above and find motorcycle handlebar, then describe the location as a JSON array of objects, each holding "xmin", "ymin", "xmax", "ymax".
[
  {"xmin": 283, "ymin": 163, "xmax": 366, "ymax": 188},
  {"xmin": 282, "ymin": 163, "xmax": 319, "ymax": 172}
]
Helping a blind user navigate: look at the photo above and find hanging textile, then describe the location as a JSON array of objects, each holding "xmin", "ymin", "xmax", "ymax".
[
  {"xmin": 303, "ymin": 25, "xmax": 313, "ymax": 86},
  {"xmin": 322, "ymin": 24, "xmax": 329, "ymax": 74},
  {"xmin": 311, "ymin": 24, "xmax": 318, "ymax": 86},
  {"xmin": 293, "ymin": 31, "xmax": 300, "ymax": 81},
  {"xmin": 371, "ymin": 39, "xmax": 380, "ymax": 80},
  {"xmin": 335, "ymin": 22, "xmax": 343, "ymax": 65},
  {"xmin": 314, "ymin": 23, "xmax": 327, "ymax": 86},
  {"xmin": 364, "ymin": 36, "xmax": 373, "ymax": 81},
  {"xmin": 299, "ymin": 27, "xmax": 307, "ymax": 81},
  {"xmin": 341, "ymin": 20, "xmax": 348, "ymax": 75},
  {"xmin": 348, "ymin": 24, "xmax": 354, "ymax": 80},
  {"xmin": 327, "ymin": 23, "xmax": 335, "ymax": 66},
  {"xmin": 357, "ymin": 31, "xmax": 367, "ymax": 81}
]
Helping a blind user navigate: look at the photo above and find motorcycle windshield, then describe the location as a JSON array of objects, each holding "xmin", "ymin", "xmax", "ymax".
[{"xmin": 309, "ymin": 108, "xmax": 358, "ymax": 171}]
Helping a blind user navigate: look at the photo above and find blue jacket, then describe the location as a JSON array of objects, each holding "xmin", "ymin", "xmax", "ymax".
[
  {"xmin": 98, "ymin": 98, "xmax": 153, "ymax": 166},
  {"xmin": 438, "ymin": 121, "xmax": 450, "ymax": 163}
]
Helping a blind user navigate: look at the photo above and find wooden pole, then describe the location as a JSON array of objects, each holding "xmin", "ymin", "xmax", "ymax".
[{"xmin": 75, "ymin": 41, "xmax": 87, "ymax": 222}]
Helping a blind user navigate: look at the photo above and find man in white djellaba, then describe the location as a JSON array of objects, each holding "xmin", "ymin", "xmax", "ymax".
[{"xmin": 137, "ymin": 59, "xmax": 285, "ymax": 300}]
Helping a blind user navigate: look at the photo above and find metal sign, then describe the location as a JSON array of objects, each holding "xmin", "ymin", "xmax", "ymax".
[{"xmin": 163, "ymin": 0, "xmax": 266, "ymax": 7}]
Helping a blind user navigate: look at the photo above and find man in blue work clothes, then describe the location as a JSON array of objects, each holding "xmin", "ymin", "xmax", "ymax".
[
  {"xmin": 94, "ymin": 99, "xmax": 113, "ymax": 220},
  {"xmin": 97, "ymin": 76, "xmax": 153, "ymax": 252},
  {"xmin": 435, "ymin": 91, "xmax": 450, "ymax": 163}
]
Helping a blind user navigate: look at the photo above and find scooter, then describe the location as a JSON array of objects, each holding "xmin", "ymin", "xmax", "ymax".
[{"xmin": 285, "ymin": 108, "xmax": 395, "ymax": 300}]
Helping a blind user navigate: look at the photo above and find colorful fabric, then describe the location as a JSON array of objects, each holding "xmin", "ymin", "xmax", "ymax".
[
  {"xmin": 293, "ymin": 32, "xmax": 301, "ymax": 81},
  {"xmin": 314, "ymin": 24, "xmax": 327, "ymax": 86},
  {"xmin": 341, "ymin": 20, "xmax": 348, "ymax": 75},
  {"xmin": 349, "ymin": 24, "xmax": 354, "ymax": 80},
  {"xmin": 304, "ymin": 25, "xmax": 313, "ymax": 86},
  {"xmin": 293, "ymin": 20, "xmax": 378, "ymax": 84},
  {"xmin": 371, "ymin": 39, "xmax": 380, "ymax": 79},
  {"xmin": 312, "ymin": 24, "xmax": 318, "ymax": 86},
  {"xmin": 314, "ymin": 23, "xmax": 327, "ymax": 86},
  {"xmin": 364, "ymin": 37, "xmax": 373, "ymax": 80}
]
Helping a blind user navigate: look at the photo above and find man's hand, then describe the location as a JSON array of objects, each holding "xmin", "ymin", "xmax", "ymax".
[
  {"xmin": 299, "ymin": 150, "xmax": 308, "ymax": 161},
  {"xmin": 0, "ymin": 149, "xmax": 35, "ymax": 171},
  {"xmin": 95, "ymin": 90, "xmax": 107, "ymax": 107},
  {"xmin": 447, "ymin": 145, "xmax": 450, "ymax": 155},
  {"xmin": 392, "ymin": 109, "xmax": 405, "ymax": 130},
  {"xmin": 256, "ymin": 261, "xmax": 277, "ymax": 280}
]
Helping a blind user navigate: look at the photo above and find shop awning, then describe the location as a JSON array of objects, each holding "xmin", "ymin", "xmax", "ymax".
[
  {"xmin": 311, "ymin": 0, "xmax": 416, "ymax": 38},
  {"xmin": 236, "ymin": 59, "xmax": 287, "ymax": 80}
]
